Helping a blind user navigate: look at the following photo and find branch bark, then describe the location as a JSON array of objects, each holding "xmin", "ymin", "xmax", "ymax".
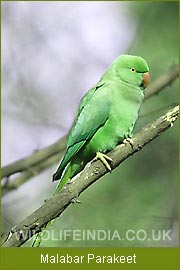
[
  {"xmin": 1, "ymin": 135, "xmax": 67, "ymax": 179},
  {"xmin": 144, "ymin": 64, "xmax": 179, "ymax": 100},
  {"xmin": 1, "ymin": 153, "xmax": 61, "ymax": 196},
  {"xmin": 2, "ymin": 105, "xmax": 179, "ymax": 247}
]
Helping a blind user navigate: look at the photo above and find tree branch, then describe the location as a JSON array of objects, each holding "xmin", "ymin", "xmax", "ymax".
[
  {"xmin": 144, "ymin": 64, "xmax": 179, "ymax": 100},
  {"xmin": 1, "ymin": 153, "xmax": 61, "ymax": 196},
  {"xmin": 1, "ymin": 135, "xmax": 67, "ymax": 179},
  {"xmin": 2, "ymin": 105, "xmax": 179, "ymax": 247}
]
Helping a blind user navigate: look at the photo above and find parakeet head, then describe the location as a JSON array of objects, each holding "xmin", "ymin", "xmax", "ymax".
[{"xmin": 107, "ymin": 54, "xmax": 150, "ymax": 89}]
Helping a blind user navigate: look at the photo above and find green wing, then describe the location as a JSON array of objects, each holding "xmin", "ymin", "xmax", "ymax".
[{"xmin": 53, "ymin": 82, "xmax": 110, "ymax": 181}]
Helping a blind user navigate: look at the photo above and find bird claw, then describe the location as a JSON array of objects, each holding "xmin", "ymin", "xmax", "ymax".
[
  {"xmin": 93, "ymin": 152, "xmax": 112, "ymax": 171},
  {"xmin": 70, "ymin": 198, "xmax": 81, "ymax": 204},
  {"xmin": 166, "ymin": 111, "xmax": 175, "ymax": 127},
  {"xmin": 123, "ymin": 138, "xmax": 134, "ymax": 149}
]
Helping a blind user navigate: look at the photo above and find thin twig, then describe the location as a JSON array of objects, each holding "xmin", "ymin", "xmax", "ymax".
[
  {"xmin": 1, "ymin": 153, "xmax": 62, "ymax": 196},
  {"xmin": 1, "ymin": 135, "xmax": 67, "ymax": 179},
  {"xmin": 144, "ymin": 64, "xmax": 179, "ymax": 100}
]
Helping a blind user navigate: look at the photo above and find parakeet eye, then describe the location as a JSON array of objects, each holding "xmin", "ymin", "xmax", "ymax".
[{"xmin": 131, "ymin": 68, "xmax": 136, "ymax": 72}]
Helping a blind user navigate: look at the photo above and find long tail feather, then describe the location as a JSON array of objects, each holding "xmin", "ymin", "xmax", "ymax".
[{"xmin": 32, "ymin": 165, "xmax": 72, "ymax": 247}]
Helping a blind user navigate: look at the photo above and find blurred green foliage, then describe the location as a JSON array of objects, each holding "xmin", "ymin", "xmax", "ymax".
[{"xmin": 26, "ymin": 1, "xmax": 179, "ymax": 247}]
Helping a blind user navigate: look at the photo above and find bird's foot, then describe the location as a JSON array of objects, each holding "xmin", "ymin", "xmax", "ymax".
[
  {"xmin": 70, "ymin": 198, "xmax": 81, "ymax": 204},
  {"xmin": 123, "ymin": 138, "xmax": 134, "ymax": 149},
  {"xmin": 166, "ymin": 111, "xmax": 175, "ymax": 127},
  {"xmin": 93, "ymin": 152, "xmax": 112, "ymax": 171}
]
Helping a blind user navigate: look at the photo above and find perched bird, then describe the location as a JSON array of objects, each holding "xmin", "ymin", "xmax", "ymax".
[
  {"xmin": 32, "ymin": 54, "xmax": 149, "ymax": 247},
  {"xmin": 53, "ymin": 54, "xmax": 150, "ymax": 191}
]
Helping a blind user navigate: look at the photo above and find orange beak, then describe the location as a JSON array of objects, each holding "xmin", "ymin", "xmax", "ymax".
[{"xmin": 141, "ymin": 72, "xmax": 150, "ymax": 89}]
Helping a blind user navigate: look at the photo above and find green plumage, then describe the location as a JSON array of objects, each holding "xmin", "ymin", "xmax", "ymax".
[{"xmin": 53, "ymin": 54, "xmax": 149, "ymax": 187}]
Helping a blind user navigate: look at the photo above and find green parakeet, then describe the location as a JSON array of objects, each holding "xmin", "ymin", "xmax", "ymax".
[
  {"xmin": 53, "ymin": 54, "xmax": 150, "ymax": 190},
  {"xmin": 32, "ymin": 54, "xmax": 149, "ymax": 247}
]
